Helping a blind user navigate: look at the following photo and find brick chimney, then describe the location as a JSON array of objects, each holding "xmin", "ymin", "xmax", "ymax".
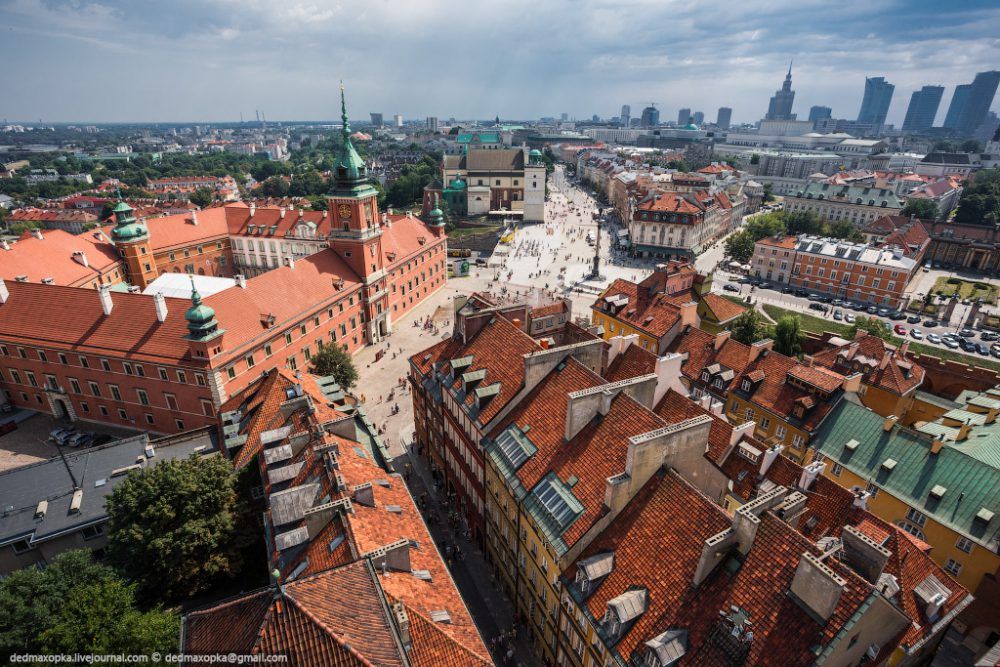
[{"xmin": 789, "ymin": 553, "xmax": 845, "ymax": 621}]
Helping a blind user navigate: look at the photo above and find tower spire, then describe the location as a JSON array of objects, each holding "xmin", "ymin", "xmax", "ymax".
[
  {"xmin": 787, "ymin": 60, "xmax": 793, "ymax": 80},
  {"xmin": 340, "ymin": 81, "xmax": 350, "ymax": 140}
]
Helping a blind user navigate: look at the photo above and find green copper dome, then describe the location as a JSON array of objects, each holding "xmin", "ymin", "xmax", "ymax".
[
  {"xmin": 110, "ymin": 191, "xmax": 148, "ymax": 243},
  {"xmin": 184, "ymin": 278, "xmax": 221, "ymax": 341},
  {"xmin": 684, "ymin": 123, "xmax": 700, "ymax": 131},
  {"xmin": 447, "ymin": 176, "xmax": 466, "ymax": 191},
  {"xmin": 426, "ymin": 194, "xmax": 445, "ymax": 227},
  {"xmin": 529, "ymin": 148, "xmax": 542, "ymax": 157}
]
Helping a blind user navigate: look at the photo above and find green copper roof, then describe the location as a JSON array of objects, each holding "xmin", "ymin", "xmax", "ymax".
[
  {"xmin": 109, "ymin": 191, "xmax": 148, "ymax": 242},
  {"xmin": 332, "ymin": 85, "xmax": 376, "ymax": 197},
  {"xmin": 426, "ymin": 194, "xmax": 445, "ymax": 227},
  {"xmin": 446, "ymin": 176, "xmax": 466, "ymax": 191},
  {"xmin": 457, "ymin": 132, "xmax": 500, "ymax": 144},
  {"xmin": 812, "ymin": 400, "xmax": 999, "ymax": 549},
  {"xmin": 184, "ymin": 278, "xmax": 221, "ymax": 341}
]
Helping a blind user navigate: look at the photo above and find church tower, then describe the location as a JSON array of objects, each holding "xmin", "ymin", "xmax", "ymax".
[
  {"xmin": 183, "ymin": 278, "xmax": 225, "ymax": 360},
  {"xmin": 110, "ymin": 190, "xmax": 158, "ymax": 289},
  {"xmin": 327, "ymin": 85, "xmax": 391, "ymax": 343}
]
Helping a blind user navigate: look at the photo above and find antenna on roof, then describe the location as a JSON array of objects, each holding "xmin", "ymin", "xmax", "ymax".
[{"xmin": 49, "ymin": 437, "xmax": 80, "ymax": 490}]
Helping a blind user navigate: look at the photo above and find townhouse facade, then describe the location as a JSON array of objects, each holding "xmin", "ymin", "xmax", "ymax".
[{"xmin": 784, "ymin": 182, "xmax": 903, "ymax": 225}]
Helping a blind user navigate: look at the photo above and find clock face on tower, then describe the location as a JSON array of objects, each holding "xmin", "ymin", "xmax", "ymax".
[{"xmin": 338, "ymin": 203, "xmax": 352, "ymax": 220}]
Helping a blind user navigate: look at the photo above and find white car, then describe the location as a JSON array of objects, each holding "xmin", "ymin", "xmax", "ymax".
[
  {"xmin": 942, "ymin": 337, "xmax": 959, "ymax": 349},
  {"xmin": 926, "ymin": 333, "xmax": 941, "ymax": 344},
  {"xmin": 910, "ymin": 328, "xmax": 923, "ymax": 340}
]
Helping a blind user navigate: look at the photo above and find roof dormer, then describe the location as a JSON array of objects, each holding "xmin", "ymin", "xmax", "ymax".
[
  {"xmin": 603, "ymin": 587, "xmax": 648, "ymax": 639},
  {"xmin": 575, "ymin": 551, "xmax": 614, "ymax": 594}
]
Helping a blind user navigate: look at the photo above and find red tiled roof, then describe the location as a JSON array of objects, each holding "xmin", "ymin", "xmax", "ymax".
[
  {"xmin": 700, "ymin": 292, "xmax": 746, "ymax": 323},
  {"xmin": 787, "ymin": 363, "xmax": 845, "ymax": 393},
  {"xmin": 144, "ymin": 206, "xmax": 230, "ymax": 251},
  {"xmin": 0, "ymin": 228, "xmax": 121, "ymax": 286},
  {"xmin": 654, "ymin": 389, "xmax": 735, "ymax": 462},
  {"xmin": 604, "ymin": 343, "xmax": 657, "ymax": 383},
  {"xmin": 667, "ymin": 328, "xmax": 755, "ymax": 394},
  {"xmin": 735, "ymin": 352, "xmax": 842, "ymax": 432},
  {"xmin": 529, "ymin": 301, "xmax": 567, "ymax": 319},
  {"xmin": 596, "ymin": 279, "xmax": 683, "ymax": 339},
  {"xmin": 636, "ymin": 192, "xmax": 703, "ymax": 216},
  {"xmin": 811, "ymin": 332, "xmax": 924, "ymax": 396},
  {"xmin": 755, "ymin": 235, "xmax": 797, "ymax": 249}
]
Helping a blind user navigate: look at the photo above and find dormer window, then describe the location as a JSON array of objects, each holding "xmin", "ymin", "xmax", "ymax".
[
  {"xmin": 741, "ymin": 379, "xmax": 751, "ymax": 392},
  {"xmin": 701, "ymin": 371, "xmax": 710, "ymax": 382}
]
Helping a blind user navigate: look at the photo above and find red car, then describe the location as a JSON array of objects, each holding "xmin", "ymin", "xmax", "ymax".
[{"xmin": 894, "ymin": 324, "xmax": 907, "ymax": 336}]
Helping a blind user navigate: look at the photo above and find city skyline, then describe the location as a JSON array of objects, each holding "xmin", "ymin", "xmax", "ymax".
[{"xmin": 1, "ymin": 0, "xmax": 998, "ymax": 124}]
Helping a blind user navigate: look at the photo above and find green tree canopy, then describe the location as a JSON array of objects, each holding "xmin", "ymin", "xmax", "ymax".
[
  {"xmin": 189, "ymin": 187, "xmax": 214, "ymax": 208},
  {"xmin": 310, "ymin": 341, "xmax": 359, "ymax": 389},
  {"xmin": 847, "ymin": 316, "xmax": 894, "ymax": 342},
  {"xmin": 729, "ymin": 308, "xmax": 773, "ymax": 345},
  {"xmin": 774, "ymin": 315, "xmax": 804, "ymax": 357},
  {"xmin": 0, "ymin": 550, "xmax": 177, "ymax": 658},
  {"xmin": 105, "ymin": 454, "xmax": 243, "ymax": 603},
  {"xmin": 901, "ymin": 198, "xmax": 938, "ymax": 220},
  {"xmin": 954, "ymin": 168, "xmax": 1000, "ymax": 227}
]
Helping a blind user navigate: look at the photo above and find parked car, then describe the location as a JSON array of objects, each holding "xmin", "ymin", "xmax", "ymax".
[
  {"xmin": 889, "ymin": 311, "xmax": 906, "ymax": 321},
  {"xmin": 723, "ymin": 283, "xmax": 741, "ymax": 293},
  {"xmin": 992, "ymin": 347, "xmax": 1000, "ymax": 359},
  {"xmin": 907, "ymin": 314, "xmax": 922, "ymax": 324},
  {"xmin": 833, "ymin": 310, "xmax": 843, "ymax": 321},
  {"xmin": 808, "ymin": 293, "xmax": 821, "ymax": 301},
  {"xmin": 808, "ymin": 303, "xmax": 826, "ymax": 312},
  {"xmin": 781, "ymin": 286, "xmax": 793, "ymax": 294},
  {"xmin": 959, "ymin": 338, "xmax": 976, "ymax": 352},
  {"xmin": 867, "ymin": 305, "xmax": 879, "ymax": 314},
  {"xmin": 831, "ymin": 299, "xmax": 843, "ymax": 307},
  {"xmin": 910, "ymin": 328, "xmax": 923, "ymax": 340},
  {"xmin": 923, "ymin": 319, "xmax": 939, "ymax": 328},
  {"xmin": 877, "ymin": 308, "xmax": 890, "ymax": 317},
  {"xmin": 943, "ymin": 337, "xmax": 960, "ymax": 349},
  {"xmin": 759, "ymin": 282, "xmax": 771, "ymax": 290},
  {"xmin": 49, "ymin": 427, "xmax": 73, "ymax": 442},
  {"xmin": 926, "ymin": 333, "xmax": 942, "ymax": 344},
  {"xmin": 844, "ymin": 314, "xmax": 856, "ymax": 323},
  {"xmin": 981, "ymin": 331, "xmax": 999, "ymax": 342},
  {"xmin": 976, "ymin": 343, "xmax": 990, "ymax": 356},
  {"xmin": 959, "ymin": 329, "xmax": 976, "ymax": 338},
  {"xmin": 893, "ymin": 324, "xmax": 907, "ymax": 335}
]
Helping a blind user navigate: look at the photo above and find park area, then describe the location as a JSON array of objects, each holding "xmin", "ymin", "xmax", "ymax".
[{"xmin": 931, "ymin": 276, "xmax": 998, "ymax": 304}]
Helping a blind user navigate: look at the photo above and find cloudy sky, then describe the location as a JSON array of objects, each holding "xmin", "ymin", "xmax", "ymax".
[{"xmin": 1, "ymin": 0, "xmax": 998, "ymax": 125}]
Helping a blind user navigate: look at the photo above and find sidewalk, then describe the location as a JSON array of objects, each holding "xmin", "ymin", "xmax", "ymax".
[{"xmin": 392, "ymin": 442, "xmax": 541, "ymax": 667}]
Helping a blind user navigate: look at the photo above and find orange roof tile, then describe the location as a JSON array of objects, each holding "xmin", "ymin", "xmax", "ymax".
[
  {"xmin": 0, "ymin": 228, "xmax": 120, "ymax": 287},
  {"xmin": 700, "ymin": 292, "xmax": 746, "ymax": 323}
]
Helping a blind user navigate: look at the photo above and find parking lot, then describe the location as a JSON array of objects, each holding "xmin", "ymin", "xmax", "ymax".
[
  {"xmin": 714, "ymin": 276, "xmax": 1000, "ymax": 362},
  {"xmin": 0, "ymin": 411, "xmax": 140, "ymax": 473}
]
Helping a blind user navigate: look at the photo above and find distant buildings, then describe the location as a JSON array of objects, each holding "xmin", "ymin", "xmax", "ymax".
[
  {"xmin": 856, "ymin": 76, "xmax": 895, "ymax": 128},
  {"xmin": 677, "ymin": 108, "xmax": 691, "ymax": 125},
  {"xmin": 764, "ymin": 64, "xmax": 796, "ymax": 120},
  {"xmin": 620, "ymin": 104, "xmax": 631, "ymax": 127},
  {"xmin": 369, "ymin": 112, "xmax": 383, "ymax": 127},
  {"xmin": 691, "ymin": 111, "xmax": 704, "ymax": 125},
  {"xmin": 434, "ymin": 147, "xmax": 546, "ymax": 222},
  {"xmin": 716, "ymin": 106, "xmax": 732, "ymax": 129},
  {"xmin": 944, "ymin": 70, "xmax": 1000, "ymax": 136},
  {"xmin": 393, "ymin": 114, "xmax": 403, "ymax": 128},
  {"xmin": 901, "ymin": 85, "xmax": 944, "ymax": 133},
  {"xmin": 640, "ymin": 105, "xmax": 660, "ymax": 128},
  {"xmin": 426, "ymin": 116, "xmax": 439, "ymax": 132},
  {"xmin": 808, "ymin": 105, "xmax": 833, "ymax": 124},
  {"xmin": 783, "ymin": 182, "xmax": 902, "ymax": 225}
]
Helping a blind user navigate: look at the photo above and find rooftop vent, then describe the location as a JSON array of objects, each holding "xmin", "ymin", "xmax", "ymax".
[{"xmin": 430, "ymin": 610, "xmax": 452, "ymax": 624}]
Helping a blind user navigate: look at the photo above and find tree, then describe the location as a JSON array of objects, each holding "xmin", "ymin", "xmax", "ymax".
[
  {"xmin": 954, "ymin": 168, "xmax": 1000, "ymax": 227},
  {"xmin": 825, "ymin": 219, "xmax": 863, "ymax": 242},
  {"xmin": 784, "ymin": 211, "xmax": 824, "ymax": 236},
  {"xmin": 310, "ymin": 341, "xmax": 359, "ymax": 389},
  {"xmin": 105, "ymin": 454, "xmax": 243, "ymax": 603},
  {"xmin": 189, "ymin": 187, "xmax": 214, "ymax": 208},
  {"xmin": 774, "ymin": 315, "xmax": 804, "ymax": 357},
  {"xmin": 0, "ymin": 550, "xmax": 177, "ymax": 657},
  {"xmin": 960, "ymin": 139, "xmax": 982, "ymax": 153},
  {"xmin": 723, "ymin": 229, "xmax": 757, "ymax": 264},
  {"xmin": 761, "ymin": 181, "xmax": 773, "ymax": 201},
  {"xmin": 847, "ymin": 316, "xmax": 894, "ymax": 342},
  {"xmin": 724, "ymin": 211, "xmax": 788, "ymax": 263},
  {"xmin": 730, "ymin": 309, "xmax": 773, "ymax": 345},
  {"xmin": 260, "ymin": 176, "xmax": 290, "ymax": 198},
  {"xmin": 750, "ymin": 153, "xmax": 760, "ymax": 165},
  {"xmin": 901, "ymin": 198, "xmax": 938, "ymax": 220}
]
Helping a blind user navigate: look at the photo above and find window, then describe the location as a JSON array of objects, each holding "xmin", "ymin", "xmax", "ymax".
[
  {"xmin": 158, "ymin": 367, "xmax": 168, "ymax": 381},
  {"xmin": 79, "ymin": 356, "xmax": 89, "ymax": 369},
  {"xmin": 117, "ymin": 408, "xmax": 128, "ymax": 420},
  {"xmin": 89, "ymin": 382, "xmax": 101, "ymax": 397},
  {"xmin": 741, "ymin": 379, "xmax": 751, "ymax": 392},
  {"xmin": 9, "ymin": 370, "xmax": 20, "ymax": 384},
  {"xmin": 195, "ymin": 373, "xmax": 205, "ymax": 386},
  {"xmin": 175, "ymin": 419, "xmax": 185, "ymax": 430},
  {"xmin": 760, "ymin": 417, "xmax": 770, "ymax": 430},
  {"xmin": 791, "ymin": 434, "xmax": 804, "ymax": 449},
  {"xmin": 176, "ymin": 370, "xmax": 187, "ymax": 383},
  {"xmin": 109, "ymin": 385, "xmax": 122, "ymax": 401},
  {"xmin": 137, "ymin": 389, "xmax": 149, "ymax": 406},
  {"xmin": 264, "ymin": 344, "xmax": 273, "ymax": 358},
  {"xmin": 165, "ymin": 394, "xmax": 178, "ymax": 410},
  {"xmin": 145, "ymin": 413, "xmax": 155, "ymax": 425},
  {"xmin": 82, "ymin": 524, "xmax": 105, "ymax": 541},
  {"xmin": 944, "ymin": 559, "xmax": 962, "ymax": 576},
  {"xmin": 123, "ymin": 362, "xmax": 133, "ymax": 375},
  {"xmin": 25, "ymin": 371, "xmax": 37, "ymax": 388},
  {"xmin": 905, "ymin": 508, "xmax": 928, "ymax": 527},
  {"xmin": 227, "ymin": 367, "xmax": 236, "ymax": 380},
  {"xmin": 285, "ymin": 333, "xmax": 293, "ymax": 345},
  {"xmin": 100, "ymin": 359, "xmax": 111, "ymax": 372},
  {"xmin": 831, "ymin": 462, "xmax": 843, "ymax": 476},
  {"xmin": 201, "ymin": 400, "xmax": 215, "ymax": 417},
  {"xmin": 955, "ymin": 537, "xmax": 974, "ymax": 554},
  {"xmin": 58, "ymin": 353, "xmax": 68, "ymax": 365},
  {"xmin": 69, "ymin": 378, "xmax": 81, "ymax": 394},
  {"xmin": 744, "ymin": 408, "xmax": 754, "ymax": 421},
  {"xmin": 135, "ymin": 364, "xmax": 144, "ymax": 377},
  {"xmin": 11, "ymin": 539, "xmax": 33, "ymax": 555},
  {"xmin": 246, "ymin": 354, "xmax": 255, "ymax": 368},
  {"xmin": 37, "ymin": 350, "xmax": 47, "ymax": 363},
  {"xmin": 775, "ymin": 425, "xmax": 786, "ymax": 439},
  {"xmin": 99, "ymin": 405, "xmax": 108, "ymax": 416},
  {"xmin": 80, "ymin": 402, "xmax": 89, "ymax": 413},
  {"xmin": 897, "ymin": 520, "xmax": 926, "ymax": 540}
]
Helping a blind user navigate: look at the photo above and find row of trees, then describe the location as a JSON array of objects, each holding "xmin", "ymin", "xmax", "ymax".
[
  {"xmin": 723, "ymin": 210, "xmax": 863, "ymax": 264},
  {"xmin": 954, "ymin": 167, "xmax": 1000, "ymax": 227},
  {"xmin": 729, "ymin": 307, "xmax": 894, "ymax": 355}
]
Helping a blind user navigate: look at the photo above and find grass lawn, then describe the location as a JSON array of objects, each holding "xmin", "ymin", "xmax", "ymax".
[
  {"xmin": 931, "ymin": 276, "xmax": 998, "ymax": 304},
  {"xmin": 760, "ymin": 303, "xmax": 1000, "ymax": 373},
  {"xmin": 448, "ymin": 224, "xmax": 501, "ymax": 239}
]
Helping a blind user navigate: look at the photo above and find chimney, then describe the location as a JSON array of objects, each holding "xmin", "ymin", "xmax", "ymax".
[
  {"xmin": 352, "ymin": 483, "xmax": 374, "ymax": 507},
  {"xmin": 732, "ymin": 485, "xmax": 788, "ymax": 554},
  {"xmin": 392, "ymin": 602, "xmax": 412, "ymax": 652},
  {"xmin": 279, "ymin": 207, "xmax": 286, "ymax": 219},
  {"xmin": 298, "ymin": 208, "xmax": 304, "ymax": 218},
  {"xmin": 789, "ymin": 553, "xmax": 845, "ymax": 622},
  {"xmin": 713, "ymin": 330, "xmax": 732, "ymax": 351},
  {"xmin": 760, "ymin": 444, "xmax": 784, "ymax": 475},
  {"xmin": 798, "ymin": 460, "xmax": 825, "ymax": 491},
  {"xmin": 153, "ymin": 292, "xmax": 168, "ymax": 322},
  {"xmin": 882, "ymin": 415, "xmax": 897, "ymax": 432},
  {"xmin": 0, "ymin": 240, "xmax": 10, "ymax": 250},
  {"xmin": 841, "ymin": 525, "xmax": 891, "ymax": 584},
  {"xmin": 748, "ymin": 339, "xmax": 773, "ymax": 364},
  {"xmin": 72, "ymin": 250, "xmax": 89, "ymax": 268},
  {"xmin": 286, "ymin": 256, "xmax": 295, "ymax": 270},
  {"xmin": 249, "ymin": 202, "xmax": 256, "ymax": 217},
  {"xmin": 0, "ymin": 279, "xmax": 8, "ymax": 304},
  {"xmin": 190, "ymin": 210, "xmax": 198, "ymax": 225},
  {"xmin": 930, "ymin": 439, "xmax": 944, "ymax": 455},
  {"xmin": 234, "ymin": 274, "xmax": 247, "ymax": 288},
  {"xmin": 98, "ymin": 285, "xmax": 113, "ymax": 316},
  {"xmin": 898, "ymin": 340, "xmax": 910, "ymax": 357},
  {"xmin": 32, "ymin": 229, "xmax": 43, "ymax": 240}
]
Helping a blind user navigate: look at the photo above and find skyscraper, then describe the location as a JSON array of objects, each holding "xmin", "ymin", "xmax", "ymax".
[
  {"xmin": 956, "ymin": 71, "xmax": 1000, "ymax": 136},
  {"xmin": 677, "ymin": 108, "xmax": 691, "ymax": 125},
  {"xmin": 426, "ymin": 116, "xmax": 439, "ymax": 132},
  {"xmin": 856, "ymin": 77, "xmax": 895, "ymax": 127},
  {"xmin": 620, "ymin": 105, "xmax": 631, "ymax": 127},
  {"xmin": 808, "ymin": 106, "xmax": 832, "ymax": 123},
  {"xmin": 765, "ymin": 63, "xmax": 796, "ymax": 120},
  {"xmin": 716, "ymin": 107, "xmax": 732, "ymax": 129},
  {"xmin": 640, "ymin": 105, "xmax": 660, "ymax": 127},
  {"xmin": 901, "ymin": 85, "xmax": 944, "ymax": 132},
  {"xmin": 369, "ymin": 112, "xmax": 383, "ymax": 127},
  {"xmin": 692, "ymin": 111, "xmax": 704, "ymax": 125},
  {"xmin": 943, "ymin": 84, "xmax": 972, "ymax": 129}
]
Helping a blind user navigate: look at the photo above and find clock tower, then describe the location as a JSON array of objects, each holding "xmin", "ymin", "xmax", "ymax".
[{"xmin": 327, "ymin": 85, "xmax": 391, "ymax": 343}]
